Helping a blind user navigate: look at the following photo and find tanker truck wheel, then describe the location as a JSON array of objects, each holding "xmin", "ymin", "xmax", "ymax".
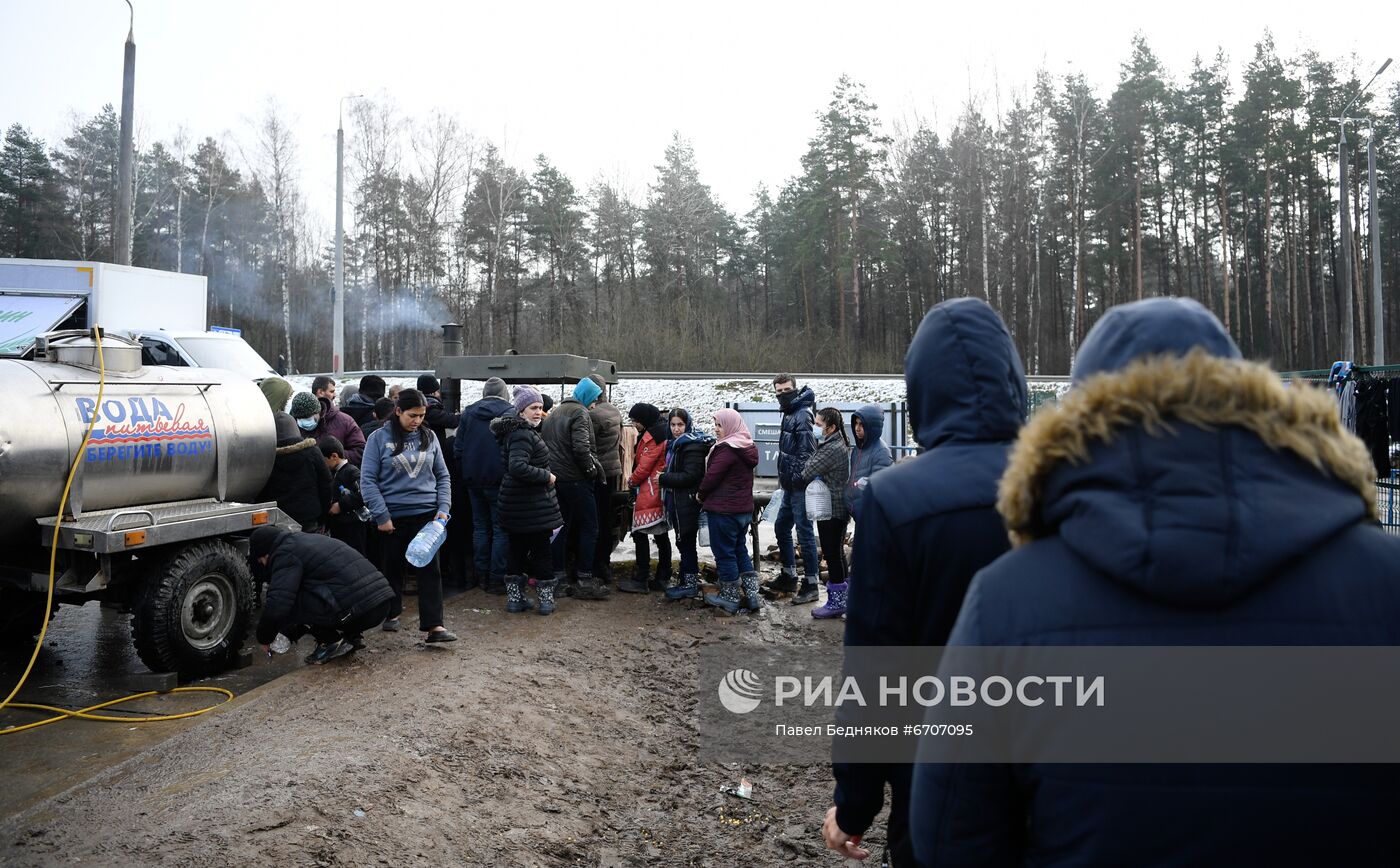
[
  {"xmin": 131, "ymin": 541, "xmax": 253, "ymax": 678},
  {"xmin": 0, "ymin": 587, "xmax": 56, "ymax": 655}
]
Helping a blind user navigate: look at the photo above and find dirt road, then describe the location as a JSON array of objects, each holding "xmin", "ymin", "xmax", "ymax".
[{"xmin": 1, "ymin": 585, "xmax": 885, "ymax": 866}]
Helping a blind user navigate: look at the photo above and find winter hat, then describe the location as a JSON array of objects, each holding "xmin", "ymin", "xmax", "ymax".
[
  {"xmin": 249, "ymin": 526, "xmax": 286, "ymax": 562},
  {"xmin": 541, "ymin": 394, "xmax": 554, "ymax": 412},
  {"xmin": 272, "ymin": 412, "xmax": 301, "ymax": 446},
  {"xmin": 417, "ymin": 374, "xmax": 441, "ymax": 395},
  {"xmin": 1072, "ymin": 297, "xmax": 1240, "ymax": 384},
  {"xmin": 483, "ymin": 377, "xmax": 510, "ymax": 401},
  {"xmin": 259, "ymin": 377, "xmax": 293, "ymax": 413},
  {"xmin": 573, "ymin": 376, "xmax": 603, "ymax": 407},
  {"xmin": 358, "ymin": 374, "xmax": 386, "ymax": 400},
  {"xmin": 513, "ymin": 384, "xmax": 543, "ymax": 414},
  {"xmin": 628, "ymin": 403, "xmax": 661, "ymax": 429},
  {"xmin": 289, "ymin": 392, "xmax": 320, "ymax": 420}
]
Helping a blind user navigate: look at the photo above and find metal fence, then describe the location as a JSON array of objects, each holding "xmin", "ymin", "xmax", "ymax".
[{"xmin": 1378, "ymin": 475, "xmax": 1400, "ymax": 536}]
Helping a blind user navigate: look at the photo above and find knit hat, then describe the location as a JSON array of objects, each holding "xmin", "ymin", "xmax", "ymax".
[
  {"xmin": 289, "ymin": 392, "xmax": 320, "ymax": 420},
  {"xmin": 417, "ymin": 374, "xmax": 441, "ymax": 395},
  {"xmin": 249, "ymin": 526, "xmax": 286, "ymax": 561},
  {"xmin": 628, "ymin": 403, "xmax": 662, "ymax": 429},
  {"xmin": 272, "ymin": 412, "xmax": 301, "ymax": 446},
  {"xmin": 513, "ymin": 385, "xmax": 543, "ymax": 414},
  {"xmin": 573, "ymin": 376, "xmax": 603, "ymax": 407},
  {"xmin": 542, "ymin": 394, "xmax": 554, "ymax": 412},
  {"xmin": 483, "ymin": 377, "xmax": 510, "ymax": 401},
  {"xmin": 259, "ymin": 377, "xmax": 293, "ymax": 413}
]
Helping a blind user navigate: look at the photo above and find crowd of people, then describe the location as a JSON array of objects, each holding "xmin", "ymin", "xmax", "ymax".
[
  {"xmin": 246, "ymin": 294, "xmax": 1400, "ymax": 866},
  {"xmin": 249, "ymin": 366, "xmax": 893, "ymax": 661}
]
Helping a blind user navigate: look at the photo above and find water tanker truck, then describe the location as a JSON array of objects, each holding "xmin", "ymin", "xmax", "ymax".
[{"xmin": 0, "ymin": 330, "xmax": 298, "ymax": 677}]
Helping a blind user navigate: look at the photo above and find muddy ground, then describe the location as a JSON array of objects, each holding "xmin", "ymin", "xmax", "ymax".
[{"xmin": 1, "ymin": 577, "xmax": 888, "ymax": 867}]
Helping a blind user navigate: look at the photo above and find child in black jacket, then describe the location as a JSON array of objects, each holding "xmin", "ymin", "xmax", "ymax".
[{"xmin": 320, "ymin": 436, "xmax": 368, "ymax": 555}]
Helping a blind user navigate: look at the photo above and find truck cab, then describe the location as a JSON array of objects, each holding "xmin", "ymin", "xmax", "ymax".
[{"xmin": 129, "ymin": 329, "xmax": 279, "ymax": 381}]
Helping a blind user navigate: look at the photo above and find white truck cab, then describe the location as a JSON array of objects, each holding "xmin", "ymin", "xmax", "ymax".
[{"xmin": 0, "ymin": 259, "xmax": 276, "ymax": 381}]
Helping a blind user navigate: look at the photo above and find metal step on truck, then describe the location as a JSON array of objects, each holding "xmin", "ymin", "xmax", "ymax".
[{"xmin": 0, "ymin": 330, "xmax": 297, "ymax": 678}]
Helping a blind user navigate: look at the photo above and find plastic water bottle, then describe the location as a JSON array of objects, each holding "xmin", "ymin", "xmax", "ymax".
[
  {"xmin": 269, "ymin": 634, "xmax": 291, "ymax": 654},
  {"xmin": 341, "ymin": 486, "xmax": 373, "ymax": 522},
  {"xmin": 406, "ymin": 516, "xmax": 449, "ymax": 567}
]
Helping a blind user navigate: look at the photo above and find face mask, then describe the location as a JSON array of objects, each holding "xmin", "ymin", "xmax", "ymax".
[
  {"xmin": 813, "ymin": 426, "xmax": 825, "ymax": 439},
  {"xmin": 297, "ymin": 417, "xmax": 318, "ymax": 431}
]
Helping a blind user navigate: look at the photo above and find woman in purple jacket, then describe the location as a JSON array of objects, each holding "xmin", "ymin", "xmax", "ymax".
[{"xmin": 698, "ymin": 408, "xmax": 760, "ymax": 615}]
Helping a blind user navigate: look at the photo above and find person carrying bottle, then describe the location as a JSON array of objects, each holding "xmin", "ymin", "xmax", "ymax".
[
  {"xmin": 801, "ymin": 407, "xmax": 851, "ymax": 618},
  {"xmin": 320, "ymin": 436, "xmax": 369, "ymax": 556},
  {"xmin": 360, "ymin": 388, "xmax": 457, "ymax": 642}
]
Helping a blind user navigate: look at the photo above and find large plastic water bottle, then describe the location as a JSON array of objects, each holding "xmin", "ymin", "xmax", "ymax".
[{"xmin": 405, "ymin": 516, "xmax": 449, "ymax": 567}]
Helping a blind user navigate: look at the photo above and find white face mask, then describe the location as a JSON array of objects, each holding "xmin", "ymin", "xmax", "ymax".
[
  {"xmin": 813, "ymin": 426, "xmax": 825, "ymax": 439},
  {"xmin": 297, "ymin": 417, "xmax": 318, "ymax": 431}
]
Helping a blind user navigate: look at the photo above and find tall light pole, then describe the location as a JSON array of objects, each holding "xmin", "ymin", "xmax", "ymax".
[
  {"xmin": 334, "ymin": 94, "xmax": 364, "ymax": 376},
  {"xmin": 1335, "ymin": 57, "xmax": 1392, "ymax": 363},
  {"xmin": 114, "ymin": 0, "xmax": 135, "ymax": 265},
  {"xmin": 1369, "ymin": 122, "xmax": 1384, "ymax": 365}
]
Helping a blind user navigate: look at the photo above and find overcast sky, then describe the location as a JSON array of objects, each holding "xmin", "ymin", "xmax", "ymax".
[{"xmin": 2, "ymin": 0, "xmax": 1395, "ymax": 234}]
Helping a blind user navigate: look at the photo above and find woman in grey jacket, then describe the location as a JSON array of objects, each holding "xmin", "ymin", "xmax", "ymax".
[
  {"xmin": 800, "ymin": 407, "xmax": 851, "ymax": 615},
  {"xmin": 360, "ymin": 389, "xmax": 456, "ymax": 641}
]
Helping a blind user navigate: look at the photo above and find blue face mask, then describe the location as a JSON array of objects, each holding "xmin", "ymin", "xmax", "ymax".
[{"xmin": 297, "ymin": 417, "xmax": 318, "ymax": 431}]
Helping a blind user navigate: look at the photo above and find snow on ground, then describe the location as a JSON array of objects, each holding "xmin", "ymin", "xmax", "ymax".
[{"xmin": 290, "ymin": 374, "xmax": 1071, "ymax": 440}]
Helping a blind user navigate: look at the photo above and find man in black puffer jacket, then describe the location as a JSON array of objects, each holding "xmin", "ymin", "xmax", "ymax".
[
  {"xmin": 258, "ymin": 412, "xmax": 334, "ymax": 534},
  {"xmin": 770, "ymin": 375, "xmax": 821, "ymax": 602},
  {"xmin": 251, "ymin": 526, "xmax": 395, "ymax": 664},
  {"xmin": 911, "ymin": 298, "xmax": 1400, "ymax": 867}
]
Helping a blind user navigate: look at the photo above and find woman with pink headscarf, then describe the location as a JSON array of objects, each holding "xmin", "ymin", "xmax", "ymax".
[{"xmin": 695, "ymin": 408, "xmax": 761, "ymax": 614}]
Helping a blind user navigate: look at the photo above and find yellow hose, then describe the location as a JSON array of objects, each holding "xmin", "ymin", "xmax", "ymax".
[{"xmin": 1, "ymin": 328, "xmax": 234, "ymax": 735}]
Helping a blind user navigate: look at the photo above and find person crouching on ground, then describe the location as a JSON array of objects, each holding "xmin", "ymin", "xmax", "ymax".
[
  {"xmin": 801, "ymin": 407, "xmax": 851, "ymax": 619},
  {"xmin": 251, "ymin": 526, "xmax": 396, "ymax": 664},
  {"xmin": 623, "ymin": 403, "xmax": 674, "ymax": 593},
  {"xmin": 492, "ymin": 385, "xmax": 564, "ymax": 615},
  {"xmin": 359, "ymin": 388, "xmax": 457, "ymax": 642},
  {"xmin": 698, "ymin": 408, "xmax": 760, "ymax": 614},
  {"xmin": 658, "ymin": 408, "xmax": 714, "ymax": 601}
]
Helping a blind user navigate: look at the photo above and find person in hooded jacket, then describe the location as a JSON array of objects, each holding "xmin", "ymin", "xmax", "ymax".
[
  {"xmin": 542, "ymin": 377, "xmax": 607, "ymax": 600},
  {"xmin": 622, "ymin": 403, "xmax": 674, "ymax": 593},
  {"xmin": 310, "ymin": 377, "xmax": 366, "ymax": 466},
  {"xmin": 344, "ymin": 374, "xmax": 385, "ymax": 429},
  {"xmin": 801, "ymin": 407, "xmax": 851, "ymax": 619},
  {"xmin": 769, "ymin": 375, "xmax": 822, "ymax": 603},
  {"xmin": 415, "ymin": 375, "xmax": 461, "ymax": 451},
  {"xmin": 492, "ymin": 385, "xmax": 564, "ymax": 615},
  {"xmin": 258, "ymin": 411, "xmax": 335, "ymax": 534},
  {"xmin": 658, "ymin": 408, "xmax": 714, "ymax": 600},
  {"xmin": 455, "ymin": 377, "xmax": 514, "ymax": 595},
  {"xmin": 251, "ymin": 526, "xmax": 395, "ymax": 664},
  {"xmin": 845, "ymin": 404, "xmax": 892, "ymax": 521},
  {"xmin": 588, "ymin": 375, "xmax": 625, "ymax": 585},
  {"xmin": 698, "ymin": 408, "xmax": 761, "ymax": 614},
  {"xmin": 823, "ymin": 297, "xmax": 1028, "ymax": 866},
  {"xmin": 260, "ymin": 376, "xmax": 293, "ymax": 414},
  {"xmin": 908, "ymin": 297, "xmax": 1400, "ymax": 868}
]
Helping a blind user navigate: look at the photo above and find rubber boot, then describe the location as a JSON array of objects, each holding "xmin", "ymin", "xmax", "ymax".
[
  {"xmin": 574, "ymin": 572, "xmax": 610, "ymax": 601},
  {"xmin": 650, "ymin": 558, "xmax": 673, "ymax": 592},
  {"xmin": 739, "ymin": 571, "xmax": 763, "ymax": 613},
  {"xmin": 791, "ymin": 576, "xmax": 820, "ymax": 605},
  {"xmin": 505, "ymin": 576, "xmax": 535, "ymax": 614},
  {"xmin": 704, "ymin": 580, "xmax": 743, "ymax": 616},
  {"xmin": 537, "ymin": 579, "xmax": 557, "ymax": 616},
  {"xmin": 811, "ymin": 581, "xmax": 848, "ymax": 618},
  {"xmin": 664, "ymin": 573, "xmax": 701, "ymax": 601}
]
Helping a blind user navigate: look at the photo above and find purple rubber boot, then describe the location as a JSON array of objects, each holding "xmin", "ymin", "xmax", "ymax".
[{"xmin": 811, "ymin": 581, "xmax": 848, "ymax": 619}]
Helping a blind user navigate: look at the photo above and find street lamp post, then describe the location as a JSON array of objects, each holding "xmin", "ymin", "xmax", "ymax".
[
  {"xmin": 115, "ymin": 0, "xmax": 135, "ymax": 265},
  {"xmin": 1368, "ymin": 123, "xmax": 1384, "ymax": 365},
  {"xmin": 1335, "ymin": 57, "xmax": 1392, "ymax": 363},
  {"xmin": 334, "ymin": 94, "xmax": 364, "ymax": 377}
]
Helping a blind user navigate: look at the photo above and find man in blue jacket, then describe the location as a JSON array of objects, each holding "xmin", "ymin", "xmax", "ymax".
[
  {"xmin": 454, "ymin": 377, "xmax": 514, "ymax": 595},
  {"xmin": 824, "ymin": 298, "xmax": 1027, "ymax": 866},
  {"xmin": 911, "ymin": 297, "xmax": 1400, "ymax": 867},
  {"xmin": 768, "ymin": 374, "xmax": 822, "ymax": 603}
]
